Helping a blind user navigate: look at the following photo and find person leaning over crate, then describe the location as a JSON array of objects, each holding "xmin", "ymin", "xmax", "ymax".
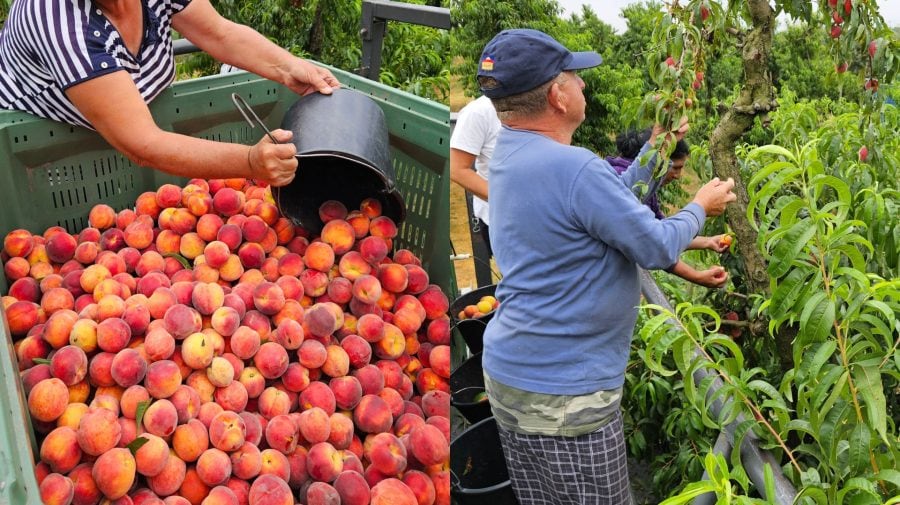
[
  {"xmin": 0, "ymin": 0, "xmax": 340, "ymax": 188},
  {"xmin": 476, "ymin": 29, "xmax": 737, "ymax": 504},
  {"xmin": 607, "ymin": 128, "xmax": 731, "ymax": 289},
  {"xmin": 450, "ymin": 94, "xmax": 501, "ymax": 257}
]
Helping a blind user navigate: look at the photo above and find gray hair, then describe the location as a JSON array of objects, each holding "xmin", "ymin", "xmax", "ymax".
[{"xmin": 479, "ymin": 74, "xmax": 561, "ymax": 122}]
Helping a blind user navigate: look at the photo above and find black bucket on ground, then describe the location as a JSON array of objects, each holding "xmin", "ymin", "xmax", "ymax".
[
  {"xmin": 451, "ymin": 352, "xmax": 492, "ymax": 424},
  {"xmin": 450, "ymin": 284, "xmax": 497, "ymax": 354},
  {"xmin": 274, "ymin": 88, "xmax": 406, "ymax": 233},
  {"xmin": 451, "ymin": 416, "xmax": 519, "ymax": 505}
]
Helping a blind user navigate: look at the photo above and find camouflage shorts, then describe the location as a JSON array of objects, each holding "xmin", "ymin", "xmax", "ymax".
[{"xmin": 483, "ymin": 372, "xmax": 622, "ymax": 437}]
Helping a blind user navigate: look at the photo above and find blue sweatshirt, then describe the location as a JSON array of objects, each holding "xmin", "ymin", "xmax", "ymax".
[{"xmin": 483, "ymin": 127, "xmax": 705, "ymax": 395}]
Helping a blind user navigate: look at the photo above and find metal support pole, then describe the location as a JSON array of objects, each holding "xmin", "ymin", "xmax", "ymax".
[
  {"xmin": 173, "ymin": 39, "xmax": 200, "ymax": 56},
  {"xmin": 360, "ymin": 0, "xmax": 450, "ymax": 80},
  {"xmin": 639, "ymin": 269, "xmax": 797, "ymax": 504}
]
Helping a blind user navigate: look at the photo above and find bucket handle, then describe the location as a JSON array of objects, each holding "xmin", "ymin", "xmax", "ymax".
[{"xmin": 231, "ymin": 93, "xmax": 280, "ymax": 144}]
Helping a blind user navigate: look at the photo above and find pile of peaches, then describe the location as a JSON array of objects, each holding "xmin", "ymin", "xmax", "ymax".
[
  {"xmin": 455, "ymin": 295, "xmax": 499, "ymax": 321},
  {"xmin": 1, "ymin": 178, "xmax": 450, "ymax": 505}
]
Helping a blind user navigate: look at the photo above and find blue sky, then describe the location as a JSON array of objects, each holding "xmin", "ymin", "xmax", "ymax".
[{"xmin": 557, "ymin": 0, "xmax": 900, "ymax": 33}]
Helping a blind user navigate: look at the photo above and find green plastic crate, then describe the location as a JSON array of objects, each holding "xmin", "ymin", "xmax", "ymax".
[{"xmin": 0, "ymin": 66, "xmax": 452, "ymax": 503}]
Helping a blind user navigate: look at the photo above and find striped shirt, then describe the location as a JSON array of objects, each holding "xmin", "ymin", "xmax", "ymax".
[{"xmin": 0, "ymin": 0, "xmax": 192, "ymax": 128}]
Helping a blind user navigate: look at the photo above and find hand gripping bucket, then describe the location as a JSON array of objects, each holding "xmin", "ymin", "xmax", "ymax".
[
  {"xmin": 450, "ymin": 416, "xmax": 519, "ymax": 505},
  {"xmin": 273, "ymin": 88, "xmax": 406, "ymax": 233}
]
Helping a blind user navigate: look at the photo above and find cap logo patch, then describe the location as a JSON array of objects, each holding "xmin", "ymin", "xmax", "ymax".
[{"xmin": 480, "ymin": 56, "xmax": 494, "ymax": 71}]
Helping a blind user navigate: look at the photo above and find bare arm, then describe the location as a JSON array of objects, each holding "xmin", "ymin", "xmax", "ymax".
[
  {"xmin": 66, "ymin": 72, "xmax": 298, "ymax": 186},
  {"xmin": 450, "ymin": 148, "xmax": 489, "ymax": 201},
  {"xmin": 172, "ymin": 0, "xmax": 339, "ymax": 96},
  {"xmin": 688, "ymin": 234, "xmax": 729, "ymax": 252},
  {"xmin": 670, "ymin": 261, "xmax": 728, "ymax": 288}
]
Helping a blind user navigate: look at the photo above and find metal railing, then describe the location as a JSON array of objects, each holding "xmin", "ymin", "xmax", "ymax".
[
  {"xmin": 359, "ymin": 0, "xmax": 450, "ymax": 80},
  {"xmin": 638, "ymin": 269, "xmax": 797, "ymax": 504}
]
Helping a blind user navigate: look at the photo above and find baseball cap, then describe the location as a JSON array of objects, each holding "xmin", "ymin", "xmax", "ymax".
[{"xmin": 477, "ymin": 29, "xmax": 602, "ymax": 99}]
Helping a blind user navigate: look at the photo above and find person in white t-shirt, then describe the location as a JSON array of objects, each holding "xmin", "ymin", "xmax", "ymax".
[{"xmin": 450, "ymin": 95, "xmax": 502, "ymax": 256}]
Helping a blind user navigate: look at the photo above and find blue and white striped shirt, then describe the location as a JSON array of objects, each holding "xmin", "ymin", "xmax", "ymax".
[{"xmin": 0, "ymin": 0, "xmax": 192, "ymax": 128}]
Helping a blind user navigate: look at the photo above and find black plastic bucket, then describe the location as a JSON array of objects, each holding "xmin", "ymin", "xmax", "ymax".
[
  {"xmin": 451, "ymin": 352, "xmax": 492, "ymax": 424},
  {"xmin": 451, "ymin": 417, "xmax": 519, "ymax": 505},
  {"xmin": 450, "ymin": 284, "xmax": 497, "ymax": 354},
  {"xmin": 274, "ymin": 88, "xmax": 406, "ymax": 233}
]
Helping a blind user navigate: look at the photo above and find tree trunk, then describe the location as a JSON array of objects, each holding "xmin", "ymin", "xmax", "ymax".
[
  {"xmin": 708, "ymin": 0, "xmax": 792, "ymax": 370},
  {"xmin": 308, "ymin": 0, "xmax": 326, "ymax": 59}
]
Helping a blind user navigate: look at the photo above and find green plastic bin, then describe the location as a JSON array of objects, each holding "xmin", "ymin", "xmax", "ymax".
[{"xmin": 0, "ymin": 66, "xmax": 453, "ymax": 503}]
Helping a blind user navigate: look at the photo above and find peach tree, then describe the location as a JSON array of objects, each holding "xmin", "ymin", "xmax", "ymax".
[{"xmin": 634, "ymin": 0, "xmax": 899, "ymax": 502}]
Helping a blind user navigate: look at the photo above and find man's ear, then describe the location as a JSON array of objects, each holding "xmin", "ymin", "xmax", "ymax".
[{"xmin": 548, "ymin": 82, "xmax": 567, "ymax": 115}]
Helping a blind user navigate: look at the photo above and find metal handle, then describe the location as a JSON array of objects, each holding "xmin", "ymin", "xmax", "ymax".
[{"xmin": 231, "ymin": 93, "xmax": 279, "ymax": 144}]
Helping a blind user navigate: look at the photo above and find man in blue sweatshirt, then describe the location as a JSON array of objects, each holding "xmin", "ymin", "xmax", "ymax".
[{"xmin": 478, "ymin": 29, "xmax": 736, "ymax": 504}]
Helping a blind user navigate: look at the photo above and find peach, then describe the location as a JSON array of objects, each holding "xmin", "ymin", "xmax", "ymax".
[
  {"xmin": 327, "ymin": 413, "xmax": 355, "ymax": 451},
  {"xmin": 89, "ymin": 391, "xmax": 121, "ymax": 414},
  {"xmin": 96, "ymin": 294, "xmax": 126, "ymax": 321},
  {"xmin": 299, "ymin": 268, "xmax": 329, "ymax": 298},
  {"xmin": 29, "ymin": 260, "xmax": 54, "ymax": 281},
  {"xmin": 87, "ymin": 352, "xmax": 116, "ymax": 388},
  {"xmin": 147, "ymin": 288, "xmax": 177, "ymax": 321},
  {"xmin": 416, "ymin": 368, "xmax": 449, "ymax": 395},
  {"xmin": 318, "ymin": 200, "xmax": 348, "ymax": 223},
  {"xmin": 40, "ymin": 426, "xmax": 82, "ymax": 473},
  {"xmin": 177, "ymin": 232, "xmax": 205, "ymax": 260},
  {"xmin": 306, "ymin": 442, "xmax": 343, "ymax": 483},
  {"xmin": 154, "ymin": 229, "xmax": 181, "ymax": 256},
  {"xmin": 204, "ymin": 356, "xmax": 233, "ymax": 388},
  {"xmin": 296, "ymin": 406, "xmax": 330, "ymax": 445},
  {"xmin": 21, "ymin": 362, "xmax": 51, "ymax": 393},
  {"xmin": 298, "ymin": 339, "xmax": 327, "ymax": 369},
  {"xmin": 323, "ymin": 278, "xmax": 351, "ymax": 306},
  {"xmin": 209, "ymin": 410, "xmax": 246, "ymax": 452},
  {"xmin": 238, "ymin": 215, "xmax": 267, "ymax": 243},
  {"xmin": 265, "ymin": 414, "xmax": 299, "ymax": 454},
  {"xmin": 366, "ymin": 432, "xmax": 408, "ymax": 475},
  {"xmin": 111, "ymin": 348, "xmax": 148, "ymax": 387},
  {"xmin": 258, "ymin": 448, "xmax": 291, "ymax": 482},
  {"xmin": 337, "ymin": 251, "xmax": 370, "ymax": 282},
  {"xmin": 304, "ymin": 241, "xmax": 335, "ymax": 272},
  {"xmin": 136, "ymin": 272, "xmax": 170, "ymax": 298},
  {"xmin": 197, "ymin": 448, "xmax": 232, "ymax": 487},
  {"xmin": 134, "ymin": 433, "xmax": 170, "ymax": 477},
  {"xmin": 9, "ymin": 276, "xmax": 41, "ymax": 303},
  {"xmin": 192, "ymin": 282, "xmax": 225, "ymax": 316},
  {"xmin": 242, "ymin": 310, "xmax": 272, "ymax": 340},
  {"xmin": 229, "ymin": 442, "xmax": 262, "ymax": 481},
  {"xmin": 402, "ymin": 470, "xmax": 436, "ymax": 505},
  {"xmin": 320, "ymin": 219, "xmax": 355, "ymax": 255},
  {"xmin": 6, "ymin": 300, "xmax": 41, "ymax": 336},
  {"xmin": 213, "ymin": 187, "xmax": 245, "ymax": 216},
  {"xmin": 378, "ymin": 264, "xmax": 408, "ymax": 294},
  {"xmin": 429, "ymin": 345, "xmax": 450, "ymax": 379},
  {"xmin": 120, "ymin": 385, "xmax": 150, "ymax": 420},
  {"xmin": 186, "ymin": 192, "xmax": 214, "ymax": 217},
  {"xmin": 239, "ymin": 367, "xmax": 265, "ymax": 399},
  {"xmin": 122, "ymin": 303, "xmax": 151, "ymax": 335},
  {"xmin": 322, "ymin": 345, "xmax": 350, "ymax": 378},
  {"xmin": 270, "ymin": 319, "xmax": 304, "ymax": 351},
  {"xmin": 124, "ymin": 216, "xmax": 155, "ymax": 250},
  {"xmin": 359, "ymin": 236, "xmax": 389, "ymax": 265},
  {"xmin": 368, "ymin": 215, "xmax": 398, "ymax": 238},
  {"xmin": 330, "ymin": 376, "xmax": 363, "ymax": 411},
  {"xmin": 374, "ymin": 323, "xmax": 405, "ymax": 360},
  {"xmin": 352, "ymin": 314, "xmax": 383, "ymax": 345},
  {"xmin": 214, "ymin": 381, "xmax": 248, "ymax": 413},
  {"xmin": 99, "ymin": 227, "xmax": 127, "ymax": 253},
  {"xmin": 235, "ymin": 242, "xmax": 264, "ymax": 270},
  {"xmin": 145, "ymin": 359, "xmax": 182, "ymax": 399},
  {"xmin": 340, "ymin": 335, "xmax": 371, "ymax": 369},
  {"xmin": 350, "ymin": 274, "xmax": 381, "ymax": 306},
  {"xmin": 402, "ymin": 265, "xmax": 429, "ymax": 295},
  {"xmin": 409, "ymin": 423, "xmax": 448, "ymax": 467},
  {"xmin": 202, "ymin": 485, "xmax": 238, "ymax": 505},
  {"xmin": 421, "ymin": 390, "xmax": 450, "ymax": 420},
  {"xmin": 248, "ymin": 474, "xmax": 292, "ymax": 505},
  {"xmin": 213, "ymin": 226, "xmax": 241, "ymax": 254},
  {"xmin": 156, "ymin": 184, "xmax": 183, "ymax": 209},
  {"xmin": 352, "ymin": 365, "xmax": 385, "ymax": 396},
  {"xmin": 168, "ymin": 384, "xmax": 200, "ymax": 424},
  {"xmin": 173, "ymin": 419, "xmax": 209, "ymax": 463},
  {"xmin": 239, "ymin": 411, "xmax": 263, "ymax": 446},
  {"xmin": 92, "ymin": 448, "xmax": 136, "ymax": 500},
  {"xmin": 41, "ymin": 288, "xmax": 75, "ymax": 319},
  {"xmin": 334, "ymin": 470, "xmax": 371, "ymax": 505},
  {"xmin": 248, "ymin": 341, "xmax": 286, "ymax": 380},
  {"xmin": 147, "ymin": 451, "xmax": 187, "ymax": 497},
  {"xmin": 179, "ymin": 468, "xmax": 211, "ymax": 505},
  {"xmin": 50, "ymin": 345, "xmax": 88, "ymax": 386},
  {"xmin": 73, "ymin": 241, "xmax": 100, "ymax": 266},
  {"xmin": 56, "ymin": 400, "xmax": 89, "ymax": 430},
  {"xmin": 191, "ymin": 217, "xmax": 222, "ymax": 248},
  {"xmin": 95, "ymin": 317, "xmax": 131, "ymax": 353},
  {"xmin": 299, "ymin": 380, "xmax": 337, "ymax": 414},
  {"xmin": 169, "ymin": 209, "xmax": 198, "ymax": 236},
  {"xmin": 258, "ymin": 387, "xmax": 291, "ymax": 420},
  {"xmin": 4, "ymin": 228, "xmax": 35, "ymax": 257},
  {"xmin": 222, "ymin": 293, "xmax": 247, "ymax": 318},
  {"xmin": 303, "ymin": 303, "xmax": 340, "ymax": 339},
  {"xmin": 40, "ymin": 472, "xmax": 75, "ymax": 505},
  {"xmin": 271, "ymin": 299, "xmax": 304, "ymax": 328},
  {"xmin": 144, "ymin": 399, "xmax": 178, "ymax": 437},
  {"xmin": 69, "ymin": 462, "xmax": 102, "ymax": 505},
  {"xmin": 418, "ymin": 286, "xmax": 449, "ymax": 321},
  {"xmin": 346, "ymin": 211, "xmax": 371, "ymax": 239},
  {"xmin": 66, "ymin": 380, "xmax": 91, "ymax": 404},
  {"xmin": 353, "ymin": 394, "xmax": 393, "ymax": 434},
  {"xmin": 287, "ymin": 235, "xmax": 310, "ymax": 256},
  {"xmin": 4, "ymin": 255, "xmax": 31, "ymax": 281},
  {"xmin": 276, "ymin": 254, "xmax": 305, "ymax": 280},
  {"xmin": 277, "ymin": 363, "xmax": 308, "ymax": 394},
  {"xmin": 395, "ymin": 413, "xmax": 426, "ymax": 439},
  {"xmin": 306, "ymin": 482, "xmax": 341, "ymax": 504},
  {"xmin": 46, "ymin": 232, "xmax": 77, "ymax": 263},
  {"xmin": 251, "ymin": 281, "xmax": 285, "ymax": 316},
  {"xmin": 29, "ymin": 378, "xmax": 69, "ymax": 422},
  {"xmin": 229, "ymin": 325, "xmax": 260, "ymax": 360},
  {"xmin": 393, "ymin": 306, "xmax": 424, "ymax": 335},
  {"xmin": 116, "ymin": 208, "xmax": 138, "ymax": 230},
  {"xmin": 144, "ymin": 328, "xmax": 176, "ymax": 362},
  {"xmin": 164, "ymin": 304, "xmax": 202, "ymax": 339},
  {"xmin": 359, "ymin": 198, "xmax": 382, "ymax": 218},
  {"xmin": 186, "ymin": 370, "xmax": 216, "ymax": 403}
]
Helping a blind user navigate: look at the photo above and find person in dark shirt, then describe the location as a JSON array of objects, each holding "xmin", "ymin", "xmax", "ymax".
[{"xmin": 606, "ymin": 128, "xmax": 731, "ymax": 288}]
